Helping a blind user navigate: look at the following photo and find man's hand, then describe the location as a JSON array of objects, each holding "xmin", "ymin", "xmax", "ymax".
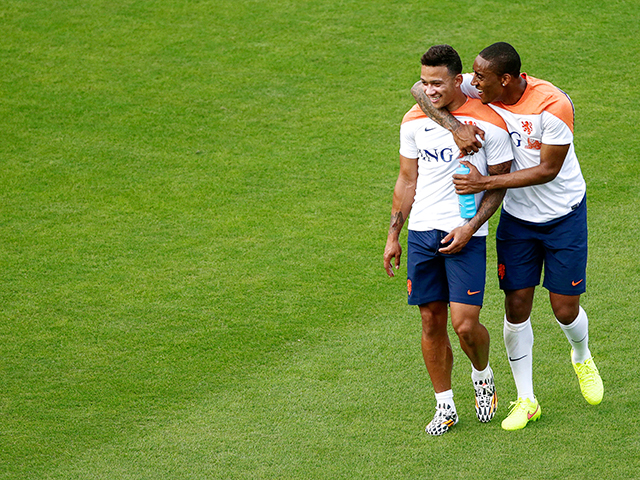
[
  {"xmin": 384, "ymin": 239, "xmax": 402, "ymax": 277},
  {"xmin": 453, "ymin": 160, "xmax": 487, "ymax": 195},
  {"xmin": 410, "ymin": 80, "xmax": 485, "ymax": 156},
  {"xmin": 438, "ymin": 224, "xmax": 474, "ymax": 255},
  {"xmin": 452, "ymin": 123, "xmax": 485, "ymax": 156}
]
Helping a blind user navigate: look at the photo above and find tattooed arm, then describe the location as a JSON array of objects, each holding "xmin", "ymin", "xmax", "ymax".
[
  {"xmin": 384, "ymin": 155, "xmax": 418, "ymax": 277},
  {"xmin": 454, "ymin": 144, "xmax": 570, "ymax": 194},
  {"xmin": 438, "ymin": 160, "xmax": 512, "ymax": 255},
  {"xmin": 411, "ymin": 80, "xmax": 485, "ymax": 155}
]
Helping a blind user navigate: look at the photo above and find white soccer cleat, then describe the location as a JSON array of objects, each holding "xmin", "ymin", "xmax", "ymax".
[
  {"xmin": 425, "ymin": 403, "xmax": 458, "ymax": 436},
  {"xmin": 474, "ymin": 372, "xmax": 498, "ymax": 422}
]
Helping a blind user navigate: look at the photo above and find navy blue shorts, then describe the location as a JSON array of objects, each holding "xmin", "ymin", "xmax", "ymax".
[
  {"xmin": 407, "ymin": 230, "xmax": 486, "ymax": 306},
  {"xmin": 496, "ymin": 196, "xmax": 588, "ymax": 295}
]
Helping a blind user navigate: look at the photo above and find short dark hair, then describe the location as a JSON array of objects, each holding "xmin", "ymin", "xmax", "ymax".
[
  {"xmin": 479, "ymin": 42, "xmax": 521, "ymax": 77},
  {"xmin": 421, "ymin": 44, "xmax": 463, "ymax": 76}
]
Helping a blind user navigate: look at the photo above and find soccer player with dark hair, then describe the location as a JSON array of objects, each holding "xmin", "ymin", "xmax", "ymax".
[
  {"xmin": 410, "ymin": 42, "xmax": 603, "ymax": 431},
  {"xmin": 384, "ymin": 45, "xmax": 513, "ymax": 435}
]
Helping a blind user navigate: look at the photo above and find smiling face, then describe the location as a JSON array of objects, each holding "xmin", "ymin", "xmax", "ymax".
[
  {"xmin": 419, "ymin": 64, "xmax": 464, "ymax": 111},
  {"xmin": 470, "ymin": 55, "xmax": 505, "ymax": 104}
]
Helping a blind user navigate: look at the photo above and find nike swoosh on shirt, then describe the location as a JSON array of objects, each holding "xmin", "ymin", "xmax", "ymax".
[{"xmin": 424, "ymin": 127, "xmax": 436, "ymax": 132}]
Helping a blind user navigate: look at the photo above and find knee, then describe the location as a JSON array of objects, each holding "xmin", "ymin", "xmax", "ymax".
[
  {"xmin": 421, "ymin": 315, "xmax": 445, "ymax": 337},
  {"xmin": 552, "ymin": 302, "xmax": 579, "ymax": 324},
  {"xmin": 505, "ymin": 291, "xmax": 533, "ymax": 323},
  {"xmin": 549, "ymin": 293, "xmax": 580, "ymax": 324},
  {"xmin": 453, "ymin": 320, "xmax": 476, "ymax": 346},
  {"xmin": 420, "ymin": 304, "xmax": 447, "ymax": 337},
  {"xmin": 422, "ymin": 320, "xmax": 444, "ymax": 337}
]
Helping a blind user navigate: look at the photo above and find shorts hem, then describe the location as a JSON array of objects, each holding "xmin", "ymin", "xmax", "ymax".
[
  {"xmin": 499, "ymin": 282, "xmax": 540, "ymax": 292},
  {"xmin": 449, "ymin": 297, "xmax": 483, "ymax": 307},
  {"xmin": 408, "ymin": 296, "xmax": 447, "ymax": 306},
  {"xmin": 543, "ymin": 283, "xmax": 586, "ymax": 296}
]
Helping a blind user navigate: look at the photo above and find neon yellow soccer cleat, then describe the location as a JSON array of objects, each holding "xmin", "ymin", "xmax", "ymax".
[
  {"xmin": 572, "ymin": 351, "xmax": 604, "ymax": 405},
  {"xmin": 501, "ymin": 398, "xmax": 541, "ymax": 431}
]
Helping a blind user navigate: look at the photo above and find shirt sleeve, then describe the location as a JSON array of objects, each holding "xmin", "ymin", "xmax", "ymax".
[
  {"xmin": 460, "ymin": 73, "xmax": 480, "ymax": 99},
  {"xmin": 483, "ymin": 124, "xmax": 515, "ymax": 166},
  {"xmin": 399, "ymin": 121, "xmax": 419, "ymax": 159},
  {"xmin": 540, "ymin": 111, "xmax": 573, "ymax": 145}
]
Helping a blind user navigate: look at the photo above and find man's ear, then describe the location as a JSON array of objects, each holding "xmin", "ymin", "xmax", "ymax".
[{"xmin": 500, "ymin": 73, "xmax": 513, "ymax": 87}]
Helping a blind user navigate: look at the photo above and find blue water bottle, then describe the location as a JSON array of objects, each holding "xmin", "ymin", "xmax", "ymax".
[{"xmin": 455, "ymin": 163, "xmax": 477, "ymax": 219}]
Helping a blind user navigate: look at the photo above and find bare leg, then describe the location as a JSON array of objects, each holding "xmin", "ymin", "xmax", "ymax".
[
  {"xmin": 505, "ymin": 287, "xmax": 535, "ymax": 324},
  {"xmin": 549, "ymin": 292, "xmax": 580, "ymax": 324},
  {"xmin": 419, "ymin": 301, "xmax": 452, "ymax": 393},
  {"xmin": 449, "ymin": 302, "xmax": 489, "ymax": 371}
]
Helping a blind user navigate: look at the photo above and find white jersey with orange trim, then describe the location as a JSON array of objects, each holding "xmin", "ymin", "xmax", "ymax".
[
  {"xmin": 461, "ymin": 73, "xmax": 586, "ymax": 223},
  {"xmin": 399, "ymin": 97, "xmax": 513, "ymax": 236}
]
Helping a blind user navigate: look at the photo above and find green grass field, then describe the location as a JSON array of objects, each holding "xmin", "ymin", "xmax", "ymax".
[{"xmin": 1, "ymin": 0, "xmax": 639, "ymax": 478}]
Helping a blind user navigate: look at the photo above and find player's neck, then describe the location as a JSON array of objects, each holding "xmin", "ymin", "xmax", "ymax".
[
  {"xmin": 445, "ymin": 90, "xmax": 467, "ymax": 112},
  {"xmin": 501, "ymin": 75, "xmax": 528, "ymax": 105}
]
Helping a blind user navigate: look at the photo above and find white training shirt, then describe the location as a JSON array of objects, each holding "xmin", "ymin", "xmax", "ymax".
[
  {"xmin": 400, "ymin": 97, "xmax": 513, "ymax": 236},
  {"xmin": 461, "ymin": 73, "xmax": 586, "ymax": 223}
]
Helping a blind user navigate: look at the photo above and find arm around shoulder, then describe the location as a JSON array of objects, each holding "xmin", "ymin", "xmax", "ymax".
[
  {"xmin": 410, "ymin": 81, "xmax": 484, "ymax": 154},
  {"xmin": 480, "ymin": 143, "xmax": 569, "ymax": 191}
]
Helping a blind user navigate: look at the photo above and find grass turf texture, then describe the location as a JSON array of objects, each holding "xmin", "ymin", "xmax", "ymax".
[{"xmin": 1, "ymin": 0, "xmax": 639, "ymax": 478}]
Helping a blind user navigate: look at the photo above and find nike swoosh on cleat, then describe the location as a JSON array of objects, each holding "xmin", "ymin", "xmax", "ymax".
[
  {"xmin": 527, "ymin": 405, "xmax": 540, "ymax": 420},
  {"xmin": 467, "ymin": 290, "xmax": 481, "ymax": 295},
  {"xmin": 572, "ymin": 279, "xmax": 584, "ymax": 287},
  {"xmin": 508, "ymin": 355, "xmax": 527, "ymax": 362}
]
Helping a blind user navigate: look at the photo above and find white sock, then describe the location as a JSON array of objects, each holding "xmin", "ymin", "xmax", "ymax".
[
  {"xmin": 557, "ymin": 306, "xmax": 592, "ymax": 364},
  {"xmin": 434, "ymin": 389, "xmax": 456, "ymax": 413},
  {"xmin": 504, "ymin": 316, "xmax": 535, "ymax": 401},
  {"xmin": 472, "ymin": 363, "xmax": 493, "ymax": 382}
]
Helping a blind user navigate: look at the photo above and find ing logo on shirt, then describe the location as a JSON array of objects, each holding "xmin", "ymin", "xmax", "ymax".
[
  {"xmin": 509, "ymin": 131, "xmax": 523, "ymax": 147},
  {"xmin": 463, "ymin": 120, "xmax": 478, "ymax": 127},
  {"xmin": 418, "ymin": 148, "xmax": 456, "ymax": 163},
  {"xmin": 509, "ymin": 131, "xmax": 541, "ymax": 150}
]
